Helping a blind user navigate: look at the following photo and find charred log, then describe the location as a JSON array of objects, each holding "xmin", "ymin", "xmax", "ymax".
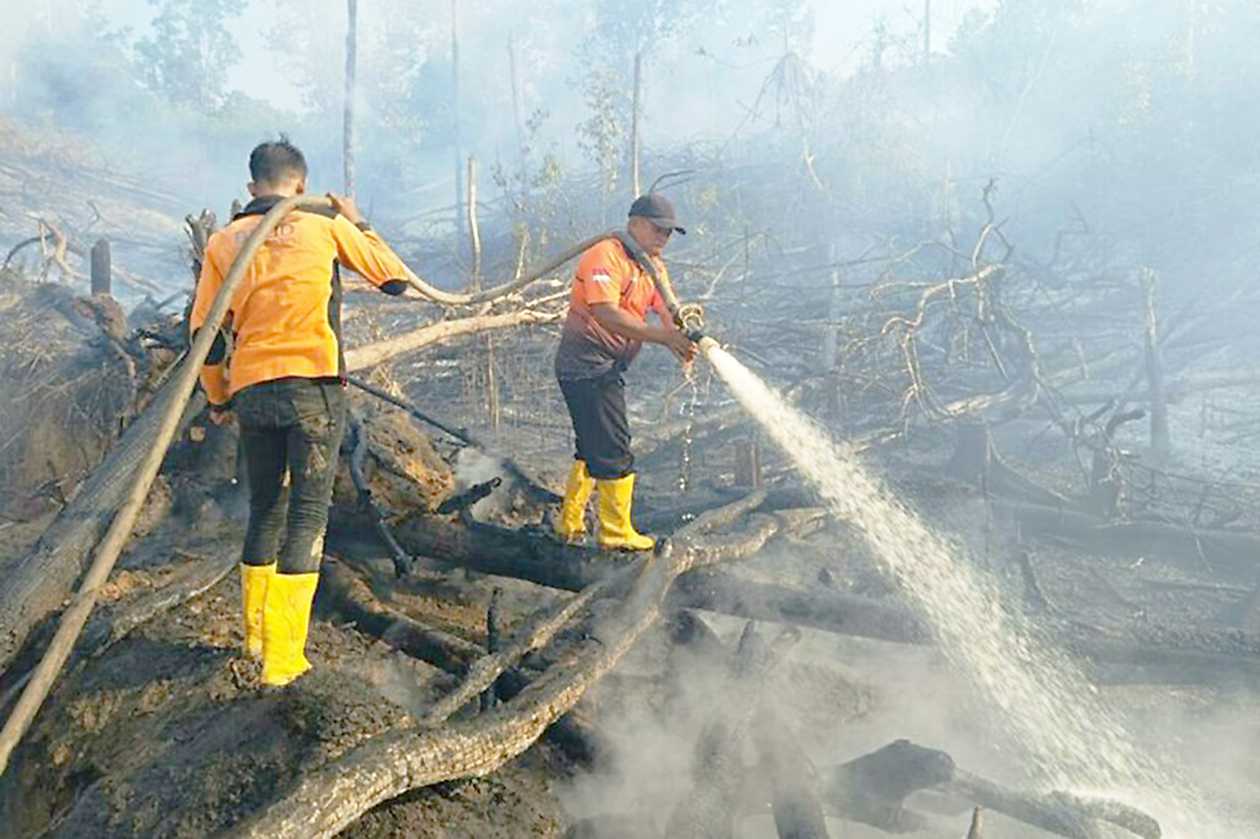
[
  {"xmin": 318, "ymin": 558, "xmax": 482, "ymax": 675},
  {"xmin": 819, "ymin": 740, "xmax": 1161, "ymax": 839},
  {"xmin": 823, "ymin": 739, "xmax": 952, "ymax": 832}
]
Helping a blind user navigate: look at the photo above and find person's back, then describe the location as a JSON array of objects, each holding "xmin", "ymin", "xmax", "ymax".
[
  {"xmin": 190, "ymin": 137, "xmax": 412, "ymax": 687},
  {"xmin": 195, "ymin": 185, "xmax": 411, "ymax": 405}
]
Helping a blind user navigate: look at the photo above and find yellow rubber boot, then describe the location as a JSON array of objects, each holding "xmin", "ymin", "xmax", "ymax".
[
  {"xmin": 261, "ymin": 572, "xmax": 319, "ymax": 687},
  {"xmin": 240, "ymin": 562, "xmax": 276, "ymax": 660},
  {"xmin": 596, "ymin": 474, "xmax": 655, "ymax": 551},
  {"xmin": 555, "ymin": 460, "xmax": 595, "ymax": 541}
]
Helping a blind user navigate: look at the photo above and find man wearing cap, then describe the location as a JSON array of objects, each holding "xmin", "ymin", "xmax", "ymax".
[{"xmin": 553, "ymin": 193, "xmax": 697, "ymax": 551}]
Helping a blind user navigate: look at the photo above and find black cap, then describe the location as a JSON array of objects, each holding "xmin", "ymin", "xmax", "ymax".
[{"xmin": 629, "ymin": 193, "xmax": 686, "ymax": 235}]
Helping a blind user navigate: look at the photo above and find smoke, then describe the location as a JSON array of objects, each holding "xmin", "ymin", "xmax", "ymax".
[
  {"xmin": 450, "ymin": 447, "xmax": 516, "ymax": 520},
  {"xmin": 553, "ymin": 554, "xmax": 1031, "ymax": 837},
  {"xmin": 6, "ymin": 0, "xmax": 1250, "ymax": 285},
  {"xmin": 554, "ymin": 476, "xmax": 1260, "ymax": 837},
  {"xmin": 0, "ymin": 1, "xmax": 991, "ymax": 224}
]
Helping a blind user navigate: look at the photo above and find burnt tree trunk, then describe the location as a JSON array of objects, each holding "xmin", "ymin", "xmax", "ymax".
[
  {"xmin": 1141, "ymin": 269, "xmax": 1169, "ymax": 462},
  {"xmin": 450, "ymin": 0, "xmax": 465, "ymax": 244},
  {"xmin": 343, "ymin": 0, "xmax": 357, "ymax": 196},
  {"xmin": 664, "ymin": 623, "xmax": 799, "ymax": 839},
  {"xmin": 753, "ymin": 709, "xmax": 831, "ymax": 839},
  {"xmin": 629, "ymin": 51, "xmax": 642, "ymax": 198},
  {"xmin": 89, "ymin": 238, "xmax": 110, "ymax": 297}
]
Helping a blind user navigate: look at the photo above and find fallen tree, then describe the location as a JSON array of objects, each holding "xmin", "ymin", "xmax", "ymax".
[
  {"xmin": 0, "ymin": 383, "xmax": 203, "ymax": 676},
  {"xmin": 391, "ymin": 505, "xmax": 1260, "ymax": 685},
  {"xmin": 228, "ymin": 500, "xmax": 782, "ymax": 837},
  {"xmin": 344, "ymin": 307, "xmax": 560, "ymax": 372}
]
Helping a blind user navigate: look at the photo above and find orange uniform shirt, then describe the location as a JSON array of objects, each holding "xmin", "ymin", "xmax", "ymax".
[
  {"xmin": 190, "ymin": 196, "xmax": 411, "ymax": 405},
  {"xmin": 554, "ymin": 238, "xmax": 670, "ymax": 380}
]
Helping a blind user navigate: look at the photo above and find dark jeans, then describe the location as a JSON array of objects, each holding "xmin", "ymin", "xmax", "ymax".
[
  {"xmin": 234, "ymin": 377, "xmax": 347, "ymax": 574},
  {"xmin": 559, "ymin": 370, "xmax": 633, "ymax": 480}
]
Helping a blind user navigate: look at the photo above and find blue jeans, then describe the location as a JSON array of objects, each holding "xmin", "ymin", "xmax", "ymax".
[{"xmin": 234, "ymin": 377, "xmax": 347, "ymax": 573}]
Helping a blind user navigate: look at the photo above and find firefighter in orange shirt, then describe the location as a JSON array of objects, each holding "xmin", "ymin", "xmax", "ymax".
[
  {"xmin": 554, "ymin": 194, "xmax": 697, "ymax": 550},
  {"xmin": 190, "ymin": 138, "xmax": 412, "ymax": 686}
]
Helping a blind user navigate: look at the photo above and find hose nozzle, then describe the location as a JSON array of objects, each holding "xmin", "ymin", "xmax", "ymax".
[{"xmin": 674, "ymin": 302, "xmax": 706, "ymax": 342}]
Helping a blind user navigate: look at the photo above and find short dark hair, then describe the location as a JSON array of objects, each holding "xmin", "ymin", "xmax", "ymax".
[{"xmin": 248, "ymin": 135, "xmax": 307, "ymax": 184}]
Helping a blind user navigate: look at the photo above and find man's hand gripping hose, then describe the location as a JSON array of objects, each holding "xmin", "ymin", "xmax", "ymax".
[{"xmin": 610, "ymin": 230, "xmax": 708, "ymax": 346}]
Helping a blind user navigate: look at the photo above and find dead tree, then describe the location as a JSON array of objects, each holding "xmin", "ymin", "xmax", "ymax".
[
  {"xmin": 89, "ymin": 238, "xmax": 110, "ymax": 296},
  {"xmin": 449, "ymin": 0, "xmax": 464, "ymax": 244},
  {"xmin": 629, "ymin": 51, "xmax": 642, "ymax": 197},
  {"xmin": 966, "ymin": 807, "xmax": 983, "ymax": 838},
  {"xmin": 1140, "ymin": 268, "xmax": 1169, "ymax": 462},
  {"xmin": 343, "ymin": 0, "xmax": 358, "ymax": 196}
]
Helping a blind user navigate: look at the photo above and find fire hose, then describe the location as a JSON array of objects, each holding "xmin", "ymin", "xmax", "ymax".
[
  {"xmin": 611, "ymin": 230, "xmax": 712, "ymax": 347},
  {"xmin": 0, "ymin": 194, "xmax": 326, "ymax": 776}
]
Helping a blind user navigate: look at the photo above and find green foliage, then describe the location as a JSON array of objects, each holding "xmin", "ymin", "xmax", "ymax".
[
  {"xmin": 576, "ymin": 67, "xmax": 628, "ymax": 196},
  {"xmin": 132, "ymin": 0, "xmax": 244, "ymax": 111}
]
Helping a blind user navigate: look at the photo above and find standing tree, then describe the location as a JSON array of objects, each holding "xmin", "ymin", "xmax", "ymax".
[
  {"xmin": 576, "ymin": 0, "xmax": 720, "ymax": 204},
  {"xmin": 344, "ymin": 0, "xmax": 358, "ymax": 196},
  {"xmin": 451, "ymin": 0, "xmax": 466, "ymax": 243},
  {"xmin": 133, "ymin": 0, "xmax": 243, "ymax": 112}
]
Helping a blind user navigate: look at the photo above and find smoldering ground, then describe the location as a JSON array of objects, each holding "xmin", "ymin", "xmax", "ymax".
[{"xmin": 556, "ymin": 505, "xmax": 1260, "ymax": 837}]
